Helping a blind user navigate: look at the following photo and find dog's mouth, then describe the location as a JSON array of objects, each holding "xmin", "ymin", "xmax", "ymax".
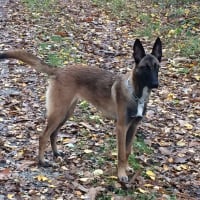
[
  {"xmin": 149, "ymin": 81, "xmax": 159, "ymax": 89},
  {"xmin": 151, "ymin": 84, "xmax": 159, "ymax": 89}
]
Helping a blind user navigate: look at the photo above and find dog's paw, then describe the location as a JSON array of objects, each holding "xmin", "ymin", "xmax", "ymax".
[
  {"xmin": 118, "ymin": 168, "xmax": 129, "ymax": 183},
  {"xmin": 53, "ymin": 151, "xmax": 65, "ymax": 158},
  {"xmin": 38, "ymin": 159, "xmax": 52, "ymax": 167},
  {"xmin": 118, "ymin": 175, "xmax": 129, "ymax": 183}
]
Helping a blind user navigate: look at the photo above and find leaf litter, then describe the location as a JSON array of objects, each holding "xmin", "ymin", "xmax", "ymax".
[{"xmin": 0, "ymin": 0, "xmax": 199, "ymax": 199}]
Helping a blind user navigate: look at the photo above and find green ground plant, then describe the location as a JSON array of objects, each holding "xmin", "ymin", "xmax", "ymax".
[{"xmin": 22, "ymin": 0, "xmax": 57, "ymax": 11}]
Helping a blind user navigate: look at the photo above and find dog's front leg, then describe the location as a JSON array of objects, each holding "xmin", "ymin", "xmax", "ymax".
[
  {"xmin": 116, "ymin": 122, "xmax": 129, "ymax": 182},
  {"xmin": 125, "ymin": 121, "xmax": 138, "ymax": 173}
]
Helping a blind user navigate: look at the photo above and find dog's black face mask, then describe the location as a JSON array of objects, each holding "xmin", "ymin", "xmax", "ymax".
[
  {"xmin": 135, "ymin": 54, "xmax": 160, "ymax": 89},
  {"xmin": 133, "ymin": 37, "xmax": 162, "ymax": 89}
]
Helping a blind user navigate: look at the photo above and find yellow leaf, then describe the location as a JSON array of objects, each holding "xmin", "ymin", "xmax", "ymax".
[
  {"xmin": 184, "ymin": 9, "xmax": 190, "ymax": 16},
  {"xmin": 48, "ymin": 184, "xmax": 56, "ymax": 188},
  {"xmin": 194, "ymin": 75, "xmax": 200, "ymax": 81},
  {"xmin": 62, "ymin": 138, "xmax": 71, "ymax": 144},
  {"xmin": 108, "ymin": 176, "xmax": 118, "ymax": 180},
  {"xmin": 180, "ymin": 164, "xmax": 189, "ymax": 170},
  {"xmin": 146, "ymin": 170, "xmax": 156, "ymax": 180},
  {"xmin": 138, "ymin": 188, "xmax": 147, "ymax": 193},
  {"xmin": 144, "ymin": 183, "xmax": 153, "ymax": 187},
  {"xmin": 168, "ymin": 29, "xmax": 176, "ymax": 37},
  {"xmin": 184, "ymin": 123, "xmax": 193, "ymax": 130},
  {"xmin": 18, "ymin": 60, "xmax": 25, "ymax": 65},
  {"xmin": 175, "ymin": 165, "xmax": 182, "ymax": 171},
  {"xmin": 7, "ymin": 194, "xmax": 14, "ymax": 199},
  {"xmin": 36, "ymin": 174, "xmax": 48, "ymax": 182},
  {"xmin": 166, "ymin": 93, "xmax": 175, "ymax": 101},
  {"xmin": 111, "ymin": 151, "xmax": 117, "ymax": 156},
  {"xmin": 177, "ymin": 140, "xmax": 186, "ymax": 147},
  {"xmin": 40, "ymin": 95, "xmax": 45, "ymax": 100}
]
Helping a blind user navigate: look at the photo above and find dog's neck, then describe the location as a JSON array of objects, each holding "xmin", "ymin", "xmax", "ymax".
[
  {"xmin": 126, "ymin": 77, "xmax": 150, "ymax": 100},
  {"xmin": 126, "ymin": 77, "xmax": 150, "ymax": 117}
]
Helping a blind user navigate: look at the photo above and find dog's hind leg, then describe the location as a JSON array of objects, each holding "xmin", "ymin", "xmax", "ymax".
[
  {"xmin": 38, "ymin": 83, "xmax": 77, "ymax": 167},
  {"xmin": 50, "ymin": 100, "xmax": 78, "ymax": 158},
  {"xmin": 39, "ymin": 113, "xmax": 64, "ymax": 166}
]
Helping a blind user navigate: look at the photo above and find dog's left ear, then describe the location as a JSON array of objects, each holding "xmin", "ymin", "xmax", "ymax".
[{"xmin": 151, "ymin": 37, "xmax": 162, "ymax": 62}]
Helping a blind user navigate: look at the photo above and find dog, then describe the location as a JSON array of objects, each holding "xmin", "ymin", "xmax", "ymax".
[{"xmin": 0, "ymin": 38, "xmax": 162, "ymax": 182}]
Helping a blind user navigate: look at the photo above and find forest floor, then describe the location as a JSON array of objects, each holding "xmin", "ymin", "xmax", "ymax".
[{"xmin": 0, "ymin": 0, "xmax": 199, "ymax": 199}]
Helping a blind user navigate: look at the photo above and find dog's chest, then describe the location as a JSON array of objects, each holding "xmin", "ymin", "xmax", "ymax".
[
  {"xmin": 126, "ymin": 87, "xmax": 149, "ymax": 122},
  {"xmin": 136, "ymin": 100, "xmax": 146, "ymax": 117}
]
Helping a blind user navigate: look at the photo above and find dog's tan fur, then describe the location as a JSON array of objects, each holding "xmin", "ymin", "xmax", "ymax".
[{"xmin": 0, "ymin": 38, "xmax": 162, "ymax": 182}]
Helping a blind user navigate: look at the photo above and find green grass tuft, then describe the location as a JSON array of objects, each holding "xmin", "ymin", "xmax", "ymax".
[{"xmin": 22, "ymin": 0, "xmax": 57, "ymax": 11}]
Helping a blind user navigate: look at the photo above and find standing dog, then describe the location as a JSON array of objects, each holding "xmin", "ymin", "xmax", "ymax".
[{"xmin": 0, "ymin": 38, "xmax": 162, "ymax": 182}]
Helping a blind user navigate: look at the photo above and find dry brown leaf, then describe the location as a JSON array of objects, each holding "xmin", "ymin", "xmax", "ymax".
[{"xmin": 85, "ymin": 187, "xmax": 105, "ymax": 200}]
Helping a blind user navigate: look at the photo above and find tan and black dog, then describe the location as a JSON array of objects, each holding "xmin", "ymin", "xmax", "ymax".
[{"xmin": 0, "ymin": 38, "xmax": 162, "ymax": 182}]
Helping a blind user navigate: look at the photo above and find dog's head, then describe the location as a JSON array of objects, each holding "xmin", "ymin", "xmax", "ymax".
[{"xmin": 133, "ymin": 37, "xmax": 162, "ymax": 89}]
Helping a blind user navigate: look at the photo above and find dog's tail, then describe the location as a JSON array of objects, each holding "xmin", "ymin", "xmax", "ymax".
[{"xmin": 0, "ymin": 50, "xmax": 56, "ymax": 76}]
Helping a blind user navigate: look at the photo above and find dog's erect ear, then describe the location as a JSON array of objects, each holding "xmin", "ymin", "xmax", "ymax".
[
  {"xmin": 133, "ymin": 39, "xmax": 146, "ymax": 64},
  {"xmin": 151, "ymin": 37, "xmax": 162, "ymax": 62}
]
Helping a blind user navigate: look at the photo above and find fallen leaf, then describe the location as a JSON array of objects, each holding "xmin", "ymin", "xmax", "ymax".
[
  {"xmin": 79, "ymin": 177, "xmax": 90, "ymax": 182},
  {"xmin": 138, "ymin": 188, "xmax": 147, "ymax": 193},
  {"xmin": 144, "ymin": 183, "xmax": 153, "ymax": 187},
  {"xmin": 168, "ymin": 157, "xmax": 174, "ymax": 163},
  {"xmin": 184, "ymin": 123, "xmax": 193, "ymax": 130},
  {"xmin": 35, "ymin": 174, "xmax": 49, "ymax": 182},
  {"xmin": 108, "ymin": 175, "xmax": 118, "ymax": 180},
  {"xmin": 146, "ymin": 170, "xmax": 156, "ymax": 180},
  {"xmin": 93, "ymin": 169, "xmax": 103, "ymax": 176},
  {"xmin": 48, "ymin": 184, "xmax": 56, "ymax": 188},
  {"xmin": 0, "ymin": 168, "xmax": 11, "ymax": 179},
  {"xmin": 80, "ymin": 122, "xmax": 96, "ymax": 131},
  {"xmin": 163, "ymin": 164, "xmax": 169, "ymax": 171},
  {"xmin": 62, "ymin": 138, "xmax": 72, "ymax": 144},
  {"xmin": 85, "ymin": 187, "xmax": 105, "ymax": 200},
  {"xmin": 159, "ymin": 147, "xmax": 172, "ymax": 155},
  {"xmin": 7, "ymin": 194, "xmax": 14, "ymax": 199},
  {"xmin": 84, "ymin": 149, "xmax": 93, "ymax": 154},
  {"xmin": 166, "ymin": 93, "xmax": 175, "ymax": 100},
  {"xmin": 177, "ymin": 139, "xmax": 186, "ymax": 147}
]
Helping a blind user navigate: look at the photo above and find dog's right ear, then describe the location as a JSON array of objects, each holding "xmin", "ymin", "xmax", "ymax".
[{"xmin": 133, "ymin": 39, "xmax": 146, "ymax": 65}]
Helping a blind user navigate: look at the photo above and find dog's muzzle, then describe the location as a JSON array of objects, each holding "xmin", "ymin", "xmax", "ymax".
[{"xmin": 150, "ymin": 81, "xmax": 159, "ymax": 88}]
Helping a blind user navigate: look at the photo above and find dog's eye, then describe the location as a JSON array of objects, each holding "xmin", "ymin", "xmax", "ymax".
[{"xmin": 140, "ymin": 65, "xmax": 150, "ymax": 71}]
